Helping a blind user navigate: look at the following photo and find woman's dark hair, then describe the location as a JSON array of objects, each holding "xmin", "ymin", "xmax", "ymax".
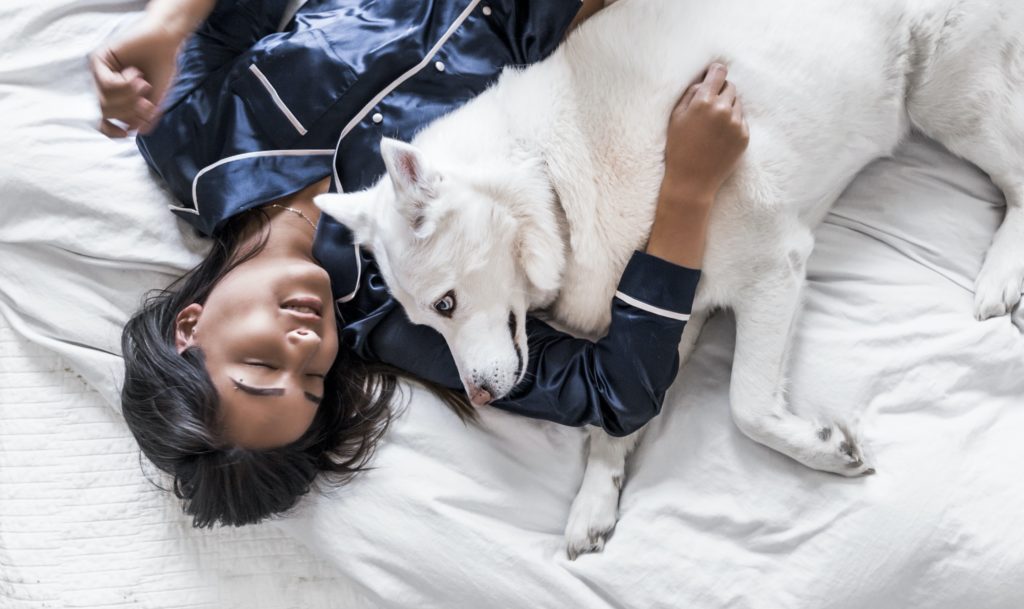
[{"xmin": 121, "ymin": 209, "xmax": 473, "ymax": 528}]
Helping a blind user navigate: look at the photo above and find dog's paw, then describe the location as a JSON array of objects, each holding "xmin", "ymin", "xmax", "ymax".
[
  {"xmin": 974, "ymin": 253, "xmax": 1024, "ymax": 321},
  {"xmin": 807, "ymin": 422, "xmax": 875, "ymax": 477},
  {"xmin": 564, "ymin": 476, "xmax": 621, "ymax": 560}
]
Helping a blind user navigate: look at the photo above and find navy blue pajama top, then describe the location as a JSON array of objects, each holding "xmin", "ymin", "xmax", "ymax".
[{"xmin": 137, "ymin": 0, "xmax": 702, "ymax": 436}]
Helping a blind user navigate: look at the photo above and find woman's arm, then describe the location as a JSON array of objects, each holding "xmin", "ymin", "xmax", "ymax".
[
  {"xmin": 647, "ymin": 63, "xmax": 748, "ymax": 268},
  {"xmin": 90, "ymin": 0, "xmax": 216, "ymax": 137},
  {"xmin": 367, "ymin": 250, "xmax": 698, "ymax": 436},
  {"xmin": 368, "ymin": 63, "xmax": 749, "ymax": 436}
]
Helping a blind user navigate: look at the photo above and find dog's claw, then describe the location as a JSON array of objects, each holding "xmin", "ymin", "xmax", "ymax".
[
  {"xmin": 809, "ymin": 421, "xmax": 874, "ymax": 477},
  {"xmin": 567, "ymin": 527, "xmax": 610, "ymax": 560}
]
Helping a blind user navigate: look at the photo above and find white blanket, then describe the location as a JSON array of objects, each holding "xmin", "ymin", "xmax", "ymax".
[{"xmin": 2, "ymin": 1, "xmax": 1022, "ymax": 607}]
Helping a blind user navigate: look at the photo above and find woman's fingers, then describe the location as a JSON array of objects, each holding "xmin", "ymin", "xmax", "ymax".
[
  {"xmin": 91, "ymin": 51, "xmax": 138, "ymax": 97},
  {"xmin": 732, "ymin": 97, "xmax": 744, "ymax": 121},
  {"xmin": 130, "ymin": 72, "xmax": 153, "ymax": 99},
  {"xmin": 135, "ymin": 97, "xmax": 162, "ymax": 134},
  {"xmin": 719, "ymin": 81, "xmax": 737, "ymax": 107},
  {"xmin": 99, "ymin": 95, "xmax": 148, "ymax": 134},
  {"xmin": 99, "ymin": 119, "xmax": 129, "ymax": 138},
  {"xmin": 697, "ymin": 63, "xmax": 728, "ymax": 101},
  {"xmin": 679, "ymin": 83, "xmax": 700, "ymax": 111},
  {"xmin": 135, "ymin": 97, "xmax": 158, "ymax": 126},
  {"xmin": 91, "ymin": 49, "xmax": 159, "ymax": 136},
  {"xmin": 89, "ymin": 51, "xmax": 120, "ymax": 90},
  {"xmin": 733, "ymin": 98, "xmax": 750, "ymax": 140}
]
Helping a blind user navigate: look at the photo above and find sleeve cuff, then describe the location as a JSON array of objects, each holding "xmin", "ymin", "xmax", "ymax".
[{"xmin": 615, "ymin": 250, "xmax": 701, "ymax": 320}]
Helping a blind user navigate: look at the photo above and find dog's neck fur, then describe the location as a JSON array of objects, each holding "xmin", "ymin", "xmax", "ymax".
[{"xmin": 408, "ymin": 31, "xmax": 672, "ymax": 335}]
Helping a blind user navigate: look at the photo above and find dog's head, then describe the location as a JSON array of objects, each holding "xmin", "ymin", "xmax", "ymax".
[{"xmin": 316, "ymin": 138, "xmax": 565, "ymax": 405}]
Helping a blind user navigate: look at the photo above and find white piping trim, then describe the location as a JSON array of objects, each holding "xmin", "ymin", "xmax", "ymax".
[
  {"xmin": 330, "ymin": 0, "xmax": 482, "ymax": 188},
  {"xmin": 614, "ymin": 291, "xmax": 691, "ymax": 322},
  {"xmin": 336, "ymin": 244, "xmax": 363, "ymax": 303},
  {"xmin": 248, "ymin": 64, "xmax": 308, "ymax": 136},
  {"xmin": 190, "ymin": 149, "xmax": 334, "ymax": 212},
  {"xmin": 168, "ymin": 204, "xmax": 200, "ymax": 216},
  {"xmin": 328, "ymin": 0, "xmax": 480, "ymax": 304}
]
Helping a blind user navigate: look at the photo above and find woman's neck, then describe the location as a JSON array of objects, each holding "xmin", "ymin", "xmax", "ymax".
[{"xmin": 240, "ymin": 177, "xmax": 331, "ymax": 262}]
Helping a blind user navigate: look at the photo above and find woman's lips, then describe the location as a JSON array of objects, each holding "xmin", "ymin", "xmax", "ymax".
[{"xmin": 281, "ymin": 295, "xmax": 323, "ymax": 319}]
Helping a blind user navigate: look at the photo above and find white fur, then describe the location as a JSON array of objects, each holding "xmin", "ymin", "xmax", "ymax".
[{"xmin": 318, "ymin": 0, "xmax": 1024, "ymax": 557}]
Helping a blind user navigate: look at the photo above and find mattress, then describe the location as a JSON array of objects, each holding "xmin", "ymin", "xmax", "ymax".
[{"xmin": 2, "ymin": 0, "xmax": 1022, "ymax": 607}]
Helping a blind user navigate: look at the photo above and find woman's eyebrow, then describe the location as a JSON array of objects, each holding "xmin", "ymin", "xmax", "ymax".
[{"xmin": 232, "ymin": 379, "xmax": 322, "ymax": 405}]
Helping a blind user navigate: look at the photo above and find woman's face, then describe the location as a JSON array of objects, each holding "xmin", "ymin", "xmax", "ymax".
[{"xmin": 175, "ymin": 254, "xmax": 339, "ymax": 449}]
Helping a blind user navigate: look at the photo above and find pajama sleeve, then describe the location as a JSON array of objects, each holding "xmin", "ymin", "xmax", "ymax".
[{"xmin": 365, "ymin": 251, "xmax": 701, "ymax": 437}]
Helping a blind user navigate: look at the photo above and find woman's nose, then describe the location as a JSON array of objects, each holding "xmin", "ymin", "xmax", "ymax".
[{"xmin": 288, "ymin": 328, "xmax": 322, "ymax": 349}]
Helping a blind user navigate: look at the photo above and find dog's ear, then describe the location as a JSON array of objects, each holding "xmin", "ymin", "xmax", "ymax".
[
  {"xmin": 493, "ymin": 160, "xmax": 565, "ymax": 300},
  {"xmin": 380, "ymin": 137, "xmax": 442, "ymax": 236},
  {"xmin": 314, "ymin": 192, "xmax": 377, "ymax": 245},
  {"xmin": 517, "ymin": 206, "xmax": 565, "ymax": 300}
]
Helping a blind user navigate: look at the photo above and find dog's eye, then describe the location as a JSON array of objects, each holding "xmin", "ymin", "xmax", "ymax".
[{"xmin": 432, "ymin": 291, "xmax": 457, "ymax": 318}]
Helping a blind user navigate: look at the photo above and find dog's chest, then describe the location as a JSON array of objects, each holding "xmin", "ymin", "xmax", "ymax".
[{"xmin": 546, "ymin": 154, "xmax": 665, "ymax": 336}]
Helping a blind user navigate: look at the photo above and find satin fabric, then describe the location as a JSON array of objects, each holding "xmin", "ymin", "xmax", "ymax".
[{"xmin": 137, "ymin": 0, "xmax": 702, "ymax": 435}]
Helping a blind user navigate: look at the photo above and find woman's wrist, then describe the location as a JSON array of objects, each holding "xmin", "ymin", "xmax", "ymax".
[
  {"xmin": 645, "ymin": 188, "xmax": 713, "ymax": 270},
  {"xmin": 659, "ymin": 173, "xmax": 720, "ymax": 211},
  {"xmin": 134, "ymin": 14, "xmax": 190, "ymax": 48}
]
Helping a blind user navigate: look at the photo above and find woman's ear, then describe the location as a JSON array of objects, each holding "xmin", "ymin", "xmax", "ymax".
[{"xmin": 174, "ymin": 303, "xmax": 203, "ymax": 354}]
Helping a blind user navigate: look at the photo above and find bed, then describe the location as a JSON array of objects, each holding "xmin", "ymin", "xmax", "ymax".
[{"xmin": 2, "ymin": 1, "xmax": 1022, "ymax": 607}]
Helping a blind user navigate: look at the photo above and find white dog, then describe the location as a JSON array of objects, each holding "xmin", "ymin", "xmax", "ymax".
[{"xmin": 318, "ymin": 0, "xmax": 1024, "ymax": 558}]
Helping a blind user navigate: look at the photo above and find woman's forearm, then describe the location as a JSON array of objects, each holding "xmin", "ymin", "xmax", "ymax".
[
  {"xmin": 646, "ymin": 186, "xmax": 712, "ymax": 269},
  {"xmin": 645, "ymin": 63, "xmax": 749, "ymax": 270},
  {"xmin": 142, "ymin": 0, "xmax": 217, "ymax": 40}
]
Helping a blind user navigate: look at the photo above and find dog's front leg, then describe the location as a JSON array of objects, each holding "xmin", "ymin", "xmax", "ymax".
[
  {"xmin": 728, "ymin": 238, "xmax": 875, "ymax": 477},
  {"xmin": 678, "ymin": 306, "xmax": 710, "ymax": 370},
  {"xmin": 564, "ymin": 428, "xmax": 641, "ymax": 559}
]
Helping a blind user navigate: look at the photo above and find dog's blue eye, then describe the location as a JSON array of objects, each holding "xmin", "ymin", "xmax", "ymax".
[{"xmin": 433, "ymin": 291, "xmax": 457, "ymax": 317}]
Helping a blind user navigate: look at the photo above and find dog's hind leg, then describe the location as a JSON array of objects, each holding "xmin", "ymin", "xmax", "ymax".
[
  {"xmin": 564, "ymin": 428, "xmax": 641, "ymax": 559},
  {"xmin": 726, "ymin": 227, "xmax": 875, "ymax": 477},
  {"xmin": 906, "ymin": 6, "xmax": 1024, "ymax": 320}
]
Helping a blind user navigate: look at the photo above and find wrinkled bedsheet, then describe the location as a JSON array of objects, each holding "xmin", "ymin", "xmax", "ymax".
[{"xmin": 2, "ymin": 1, "xmax": 1022, "ymax": 607}]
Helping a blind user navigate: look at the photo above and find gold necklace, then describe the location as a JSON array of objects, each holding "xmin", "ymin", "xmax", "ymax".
[{"xmin": 269, "ymin": 204, "xmax": 317, "ymax": 231}]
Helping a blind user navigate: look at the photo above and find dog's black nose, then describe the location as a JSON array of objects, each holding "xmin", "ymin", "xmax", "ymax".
[{"xmin": 468, "ymin": 383, "xmax": 493, "ymax": 406}]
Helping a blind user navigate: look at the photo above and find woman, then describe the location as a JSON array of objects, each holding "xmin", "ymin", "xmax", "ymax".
[{"xmin": 93, "ymin": 0, "xmax": 749, "ymax": 528}]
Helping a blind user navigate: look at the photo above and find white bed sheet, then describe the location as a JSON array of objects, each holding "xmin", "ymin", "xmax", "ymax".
[{"xmin": 2, "ymin": 1, "xmax": 1023, "ymax": 608}]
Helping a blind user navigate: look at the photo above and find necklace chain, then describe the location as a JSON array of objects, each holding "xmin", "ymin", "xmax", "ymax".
[{"xmin": 268, "ymin": 204, "xmax": 317, "ymax": 231}]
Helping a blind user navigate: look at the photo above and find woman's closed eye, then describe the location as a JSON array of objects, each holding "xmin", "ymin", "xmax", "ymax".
[
  {"xmin": 238, "ymin": 362, "xmax": 325, "ymax": 405},
  {"xmin": 248, "ymin": 361, "xmax": 325, "ymax": 378}
]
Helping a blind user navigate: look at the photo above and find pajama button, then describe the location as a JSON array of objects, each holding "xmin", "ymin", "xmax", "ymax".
[
  {"xmin": 371, "ymin": 112, "xmax": 383, "ymax": 124},
  {"xmin": 434, "ymin": 60, "xmax": 445, "ymax": 72},
  {"xmin": 482, "ymin": 6, "xmax": 492, "ymax": 16}
]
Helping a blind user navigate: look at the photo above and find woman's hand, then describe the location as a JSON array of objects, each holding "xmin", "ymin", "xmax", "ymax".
[
  {"xmin": 90, "ymin": 0, "xmax": 216, "ymax": 137},
  {"xmin": 90, "ymin": 18, "xmax": 185, "ymax": 137},
  {"xmin": 646, "ymin": 63, "xmax": 750, "ymax": 269}
]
